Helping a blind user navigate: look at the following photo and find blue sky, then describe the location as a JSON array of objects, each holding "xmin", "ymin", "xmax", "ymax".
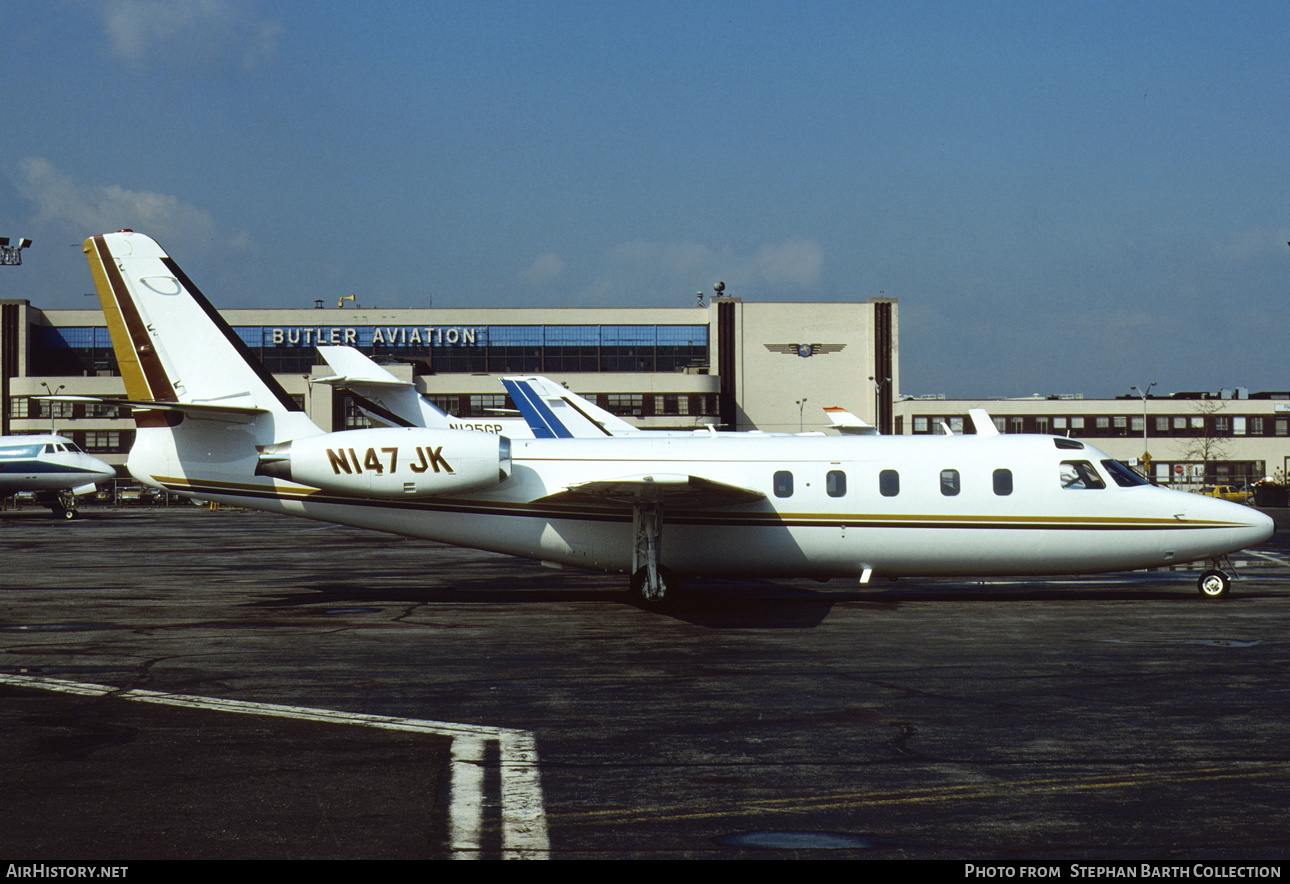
[{"xmin": 3, "ymin": 0, "xmax": 1288, "ymax": 398}]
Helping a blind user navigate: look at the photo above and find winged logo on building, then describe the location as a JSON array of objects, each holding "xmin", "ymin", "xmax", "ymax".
[{"xmin": 763, "ymin": 343, "xmax": 847, "ymax": 358}]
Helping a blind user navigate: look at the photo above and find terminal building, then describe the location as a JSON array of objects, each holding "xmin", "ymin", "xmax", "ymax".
[
  {"xmin": 4, "ymin": 292, "xmax": 1286, "ymax": 488},
  {"xmin": 0, "ymin": 296, "xmax": 898, "ymax": 472},
  {"xmin": 895, "ymin": 391, "xmax": 1290, "ymax": 487}
]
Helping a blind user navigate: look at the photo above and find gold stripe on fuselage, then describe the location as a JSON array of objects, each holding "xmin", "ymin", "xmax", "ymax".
[{"xmin": 146, "ymin": 475, "xmax": 1245, "ymax": 532}]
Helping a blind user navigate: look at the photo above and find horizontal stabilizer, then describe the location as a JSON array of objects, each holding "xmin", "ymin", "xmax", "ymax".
[
  {"xmin": 822, "ymin": 406, "xmax": 879, "ymax": 435},
  {"xmin": 38, "ymin": 395, "xmax": 265, "ymax": 422},
  {"xmin": 537, "ymin": 473, "xmax": 764, "ymax": 508}
]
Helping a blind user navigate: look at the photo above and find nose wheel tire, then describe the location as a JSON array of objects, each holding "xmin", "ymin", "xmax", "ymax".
[{"xmin": 1198, "ymin": 569, "xmax": 1230, "ymax": 599}]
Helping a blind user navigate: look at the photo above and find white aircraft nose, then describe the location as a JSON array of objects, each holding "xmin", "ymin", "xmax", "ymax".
[
  {"xmin": 1187, "ymin": 495, "xmax": 1275, "ymax": 554},
  {"xmin": 87, "ymin": 456, "xmax": 117, "ymax": 485}
]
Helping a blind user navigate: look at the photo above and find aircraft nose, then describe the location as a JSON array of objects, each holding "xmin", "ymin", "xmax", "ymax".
[
  {"xmin": 1199, "ymin": 495, "xmax": 1274, "ymax": 550},
  {"xmin": 1245, "ymin": 506, "xmax": 1276, "ymax": 546},
  {"xmin": 89, "ymin": 456, "xmax": 117, "ymax": 484}
]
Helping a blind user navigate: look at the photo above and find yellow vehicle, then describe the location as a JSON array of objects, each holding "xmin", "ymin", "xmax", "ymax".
[{"xmin": 1198, "ymin": 484, "xmax": 1254, "ymax": 504}]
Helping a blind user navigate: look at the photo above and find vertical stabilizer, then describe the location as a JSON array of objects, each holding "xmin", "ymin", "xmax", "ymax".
[
  {"xmin": 315, "ymin": 345, "xmax": 449, "ymax": 429},
  {"xmin": 84, "ymin": 232, "xmax": 319, "ymax": 442}
]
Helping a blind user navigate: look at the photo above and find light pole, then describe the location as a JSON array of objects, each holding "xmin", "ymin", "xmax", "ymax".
[
  {"xmin": 39, "ymin": 382, "xmax": 65, "ymax": 435},
  {"xmin": 1130, "ymin": 381, "xmax": 1156, "ymax": 472},
  {"xmin": 795, "ymin": 398, "xmax": 808, "ymax": 432},
  {"xmin": 0, "ymin": 237, "xmax": 33, "ymax": 266}
]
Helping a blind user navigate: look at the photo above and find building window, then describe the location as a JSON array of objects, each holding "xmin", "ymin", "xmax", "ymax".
[
  {"xmin": 826, "ymin": 470, "xmax": 846, "ymax": 498},
  {"xmin": 1233, "ymin": 417, "xmax": 1246, "ymax": 436},
  {"xmin": 1250, "ymin": 417, "xmax": 1264, "ymax": 435},
  {"xmin": 467, "ymin": 394, "xmax": 510, "ymax": 417},
  {"xmin": 879, "ymin": 469, "xmax": 899, "ymax": 497},
  {"xmin": 605, "ymin": 394, "xmax": 644, "ymax": 417},
  {"xmin": 948, "ymin": 417, "xmax": 964, "ymax": 433},
  {"xmin": 1277, "ymin": 420, "xmax": 1288, "ymax": 436},
  {"xmin": 1214, "ymin": 416, "xmax": 1230, "ymax": 434},
  {"xmin": 913, "ymin": 417, "xmax": 929, "ymax": 434},
  {"xmin": 1130, "ymin": 416, "xmax": 1143, "ymax": 433},
  {"xmin": 7, "ymin": 397, "xmax": 28, "ymax": 419},
  {"xmin": 82, "ymin": 431, "xmax": 121, "ymax": 452},
  {"xmin": 1009, "ymin": 417, "xmax": 1024, "ymax": 434},
  {"xmin": 1174, "ymin": 416, "xmax": 1187, "ymax": 430},
  {"xmin": 1155, "ymin": 417, "xmax": 1169, "ymax": 433},
  {"xmin": 773, "ymin": 470, "xmax": 794, "ymax": 498},
  {"xmin": 655, "ymin": 395, "xmax": 687, "ymax": 416},
  {"xmin": 1035, "ymin": 417, "xmax": 1049, "ymax": 434},
  {"xmin": 1054, "ymin": 417, "xmax": 1068, "ymax": 430}
]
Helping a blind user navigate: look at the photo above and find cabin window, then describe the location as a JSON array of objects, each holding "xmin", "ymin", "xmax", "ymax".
[
  {"xmin": 1060, "ymin": 460, "xmax": 1106, "ymax": 490},
  {"xmin": 1101, "ymin": 459, "xmax": 1150, "ymax": 487},
  {"xmin": 826, "ymin": 470, "xmax": 846, "ymax": 498},
  {"xmin": 940, "ymin": 469, "xmax": 960, "ymax": 496},
  {"xmin": 993, "ymin": 469, "xmax": 1013, "ymax": 496},
  {"xmin": 773, "ymin": 470, "xmax": 794, "ymax": 498},
  {"xmin": 879, "ymin": 469, "xmax": 899, "ymax": 497}
]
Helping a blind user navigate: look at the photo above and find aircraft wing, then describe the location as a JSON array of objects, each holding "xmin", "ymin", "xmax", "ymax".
[{"xmin": 536, "ymin": 473, "xmax": 764, "ymax": 508}]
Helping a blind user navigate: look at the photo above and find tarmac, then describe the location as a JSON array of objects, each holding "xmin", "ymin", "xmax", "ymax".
[{"xmin": 1, "ymin": 504, "xmax": 1288, "ymax": 860}]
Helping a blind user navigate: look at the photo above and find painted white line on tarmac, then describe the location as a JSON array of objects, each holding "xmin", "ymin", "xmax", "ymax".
[{"xmin": 0, "ymin": 673, "xmax": 549, "ymax": 859}]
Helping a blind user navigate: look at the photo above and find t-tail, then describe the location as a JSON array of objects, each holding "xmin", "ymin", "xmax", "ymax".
[
  {"xmin": 84, "ymin": 232, "xmax": 511, "ymax": 505},
  {"xmin": 83, "ymin": 231, "xmax": 323, "ymax": 495}
]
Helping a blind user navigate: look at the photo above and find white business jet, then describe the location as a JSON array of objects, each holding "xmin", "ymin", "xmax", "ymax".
[
  {"xmin": 82, "ymin": 231, "xmax": 1272, "ymax": 604},
  {"xmin": 0, "ymin": 435, "xmax": 116, "ymax": 518}
]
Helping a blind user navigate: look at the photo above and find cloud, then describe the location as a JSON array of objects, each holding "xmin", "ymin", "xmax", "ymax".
[
  {"xmin": 519, "ymin": 252, "xmax": 565, "ymax": 285},
  {"xmin": 97, "ymin": 0, "xmax": 282, "ymax": 70},
  {"xmin": 752, "ymin": 238, "xmax": 824, "ymax": 286},
  {"xmin": 13, "ymin": 157, "xmax": 237, "ymax": 247}
]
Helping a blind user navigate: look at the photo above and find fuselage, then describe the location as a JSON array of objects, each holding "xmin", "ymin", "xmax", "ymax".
[
  {"xmin": 0, "ymin": 435, "xmax": 117, "ymax": 495},
  {"xmin": 126, "ymin": 427, "xmax": 1272, "ymax": 580}
]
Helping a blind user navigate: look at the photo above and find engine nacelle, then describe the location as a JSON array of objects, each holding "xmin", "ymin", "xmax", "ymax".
[{"xmin": 256, "ymin": 427, "xmax": 511, "ymax": 498}]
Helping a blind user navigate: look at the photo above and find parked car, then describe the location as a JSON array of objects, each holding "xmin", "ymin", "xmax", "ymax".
[{"xmin": 1197, "ymin": 484, "xmax": 1254, "ymax": 504}]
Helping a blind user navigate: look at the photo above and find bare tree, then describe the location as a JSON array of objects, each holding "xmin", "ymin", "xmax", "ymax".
[{"xmin": 1174, "ymin": 399, "xmax": 1230, "ymax": 484}]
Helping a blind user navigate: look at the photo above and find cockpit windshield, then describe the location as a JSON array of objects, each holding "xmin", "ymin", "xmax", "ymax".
[{"xmin": 1101, "ymin": 459, "xmax": 1151, "ymax": 487}]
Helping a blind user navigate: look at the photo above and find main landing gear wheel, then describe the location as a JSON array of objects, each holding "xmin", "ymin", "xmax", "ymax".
[
  {"xmin": 630, "ymin": 565, "xmax": 678, "ymax": 607},
  {"xmin": 1198, "ymin": 569, "xmax": 1230, "ymax": 599}
]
